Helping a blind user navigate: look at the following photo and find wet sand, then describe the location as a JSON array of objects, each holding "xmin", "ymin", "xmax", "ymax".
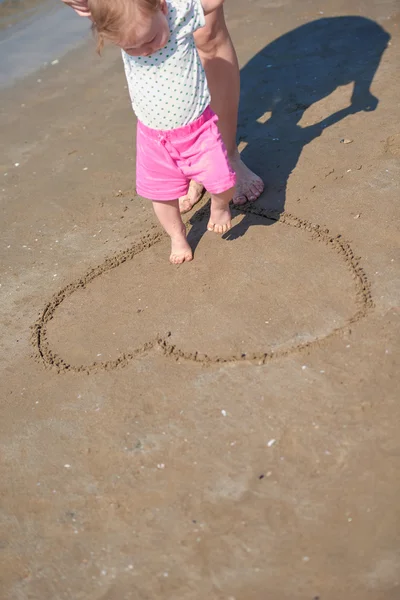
[
  {"xmin": 1, "ymin": 0, "xmax": 400, "ymax": 598},
  {"xmin": 0, "ymin": 0, "xmax": 89, "ymax": 87}
]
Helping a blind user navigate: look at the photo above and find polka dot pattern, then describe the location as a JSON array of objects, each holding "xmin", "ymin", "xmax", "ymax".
[{"xmin": 122, "ymin": 0, "xmax": 210, "ymax": 130}]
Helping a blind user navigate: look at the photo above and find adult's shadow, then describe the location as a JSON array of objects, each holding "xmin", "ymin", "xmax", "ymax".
[{"xmin": 188, "ymin": 16, "xmax": 389, "ymax": 246}]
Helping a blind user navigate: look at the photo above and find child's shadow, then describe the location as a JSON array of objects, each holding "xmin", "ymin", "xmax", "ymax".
[{"xmin": 188, "ymin": 16, "xmax": 389, "ymax": 247}]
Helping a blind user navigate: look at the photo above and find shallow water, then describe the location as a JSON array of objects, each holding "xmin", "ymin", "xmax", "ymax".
[{"xmin": 0, "ymin": 0, "xmax": 90, "ymax": 88}]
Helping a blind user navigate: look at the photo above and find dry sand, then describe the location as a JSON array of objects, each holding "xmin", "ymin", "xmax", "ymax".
[{"xmin": 1, "ymin": 0, "xmax": 399, "ymax": 598}]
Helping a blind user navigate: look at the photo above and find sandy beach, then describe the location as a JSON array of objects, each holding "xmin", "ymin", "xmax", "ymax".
[{"xmin": 1, "ymin": 0, "xmax": 399, "ymax": 598}]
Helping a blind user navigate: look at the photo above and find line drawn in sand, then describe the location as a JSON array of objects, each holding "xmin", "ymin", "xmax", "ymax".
[{"xmin": 31, "ymin": 203, "xmax": 373, "ymax": 374}]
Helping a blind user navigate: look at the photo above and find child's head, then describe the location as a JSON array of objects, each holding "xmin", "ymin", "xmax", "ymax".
[{"xmin": 88, "ymin": 0, "xmax": 170, "ymax": 56}]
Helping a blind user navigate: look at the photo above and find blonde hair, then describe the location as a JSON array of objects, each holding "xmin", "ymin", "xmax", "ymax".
[{"xmin": 88, "ymin": 0, "xmax": 162, "ymax": 53}]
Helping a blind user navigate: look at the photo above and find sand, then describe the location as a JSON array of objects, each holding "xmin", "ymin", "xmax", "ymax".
[{"xmin": 1, "ymin": 0, "xmax": 399, "ymax": 598}]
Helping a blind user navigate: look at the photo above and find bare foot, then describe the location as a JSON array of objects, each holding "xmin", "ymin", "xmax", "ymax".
[
  {"xmin": 229, "ymin": 151, "xmax": 264, "ymax": 205},
  {"xmin": 179, "ymin": 180, "xmax": 204, "ymax": 214},
  {"xmin": 170, "ymin": 227, "xmax": 193, "ymax": 264},
  {"xmin": 207, "ymin": 191, "xmax": 232, "ymax": 234}
]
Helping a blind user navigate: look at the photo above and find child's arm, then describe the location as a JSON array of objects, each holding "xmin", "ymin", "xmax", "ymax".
[
  {"xmin": 200, "ymin": 0, "xmax": 224, "ymax": 15},
  {"xmin": 60, "ymin": 0, "xmax": 91, "ymax": 18}
]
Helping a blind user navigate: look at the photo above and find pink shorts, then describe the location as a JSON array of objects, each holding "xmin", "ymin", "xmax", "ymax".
[{"xmin": 136, "ymin": 107, "xmax": 236, "ymax": 201}]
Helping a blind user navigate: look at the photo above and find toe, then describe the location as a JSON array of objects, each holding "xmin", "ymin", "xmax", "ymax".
[
  {"xmin": 253, "ymin": 181, "xmax": 265, "ymax": 196},
  {"xmin": 232, "ymin": 195, "xmax": 248, "ymax": 205},
  {"xmin": 171, "ymin": 252, "xmax": 193, "ymax": 264},
  {"xmin": 247, "ymin": 184, "xmax": 262, "ymax": 202},
  {"xmin": 207, "ymin": 222, "xmax": 215, "ymax": 232},
  {"xmin": 256, "ymin": 179, "xmax": 265, "ymax": 192}
]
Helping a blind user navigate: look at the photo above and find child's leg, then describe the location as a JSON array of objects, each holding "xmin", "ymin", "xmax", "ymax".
[
  {"xmin": 152, "ymin": 200, "xmax": 193, "ymax": 264},
  {"xmin": 207, "ymin": 186, "xmax": 235, "ymax": 234}
]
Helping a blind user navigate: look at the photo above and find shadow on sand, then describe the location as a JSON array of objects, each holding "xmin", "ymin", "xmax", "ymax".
[{"xmin": 188, "ymin": 16, "xmax": 390, "ymax": 246}]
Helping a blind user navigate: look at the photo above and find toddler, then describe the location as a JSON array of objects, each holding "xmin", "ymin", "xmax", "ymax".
[{"xmin": 88, "ymin": 0, "xmax": 236, "ymax": 263}]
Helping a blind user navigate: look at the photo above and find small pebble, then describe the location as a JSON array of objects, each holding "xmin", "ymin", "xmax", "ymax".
[
  {"xmin": 64, "ymin": 464, "xmax": 71, "ymax": 469},
  {"xmin": 221, "ymin": 409, "xmax": 227, "ymax": 417},
  {"xmin": 267, "ymin": 439, "xmax": 276, "ymax": 447},
  {"xmin": 340, "ymin": 138, "xmax": 353, "ymax": 144},
  {"xmin": 51, "ymin": 59, "xmax": 59, "ymax": 65},
  {"xmin": 302, "ymin": 365, "xmax": 307, "ymax": 370},
  {"xmin": 14, "ymin": 163, "xmax": 20, "ymax": 167},
  {"xmin": 157, "ymin": 463, "xmax": 165, "ymax": 469},
  {"xmin": 354, "ymin": 213, "xmax": 361, "ymax": 219}
]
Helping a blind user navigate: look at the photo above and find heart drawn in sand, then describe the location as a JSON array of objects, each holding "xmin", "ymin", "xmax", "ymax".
[{"xmin": 31, "ymin": 204, "xmax": 373, "ymax": 373}]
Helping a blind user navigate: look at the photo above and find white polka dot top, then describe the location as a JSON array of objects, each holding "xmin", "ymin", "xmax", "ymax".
[{"xmin": 122, "ymin": 0, "xmax": 210, "ymax": 130}]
